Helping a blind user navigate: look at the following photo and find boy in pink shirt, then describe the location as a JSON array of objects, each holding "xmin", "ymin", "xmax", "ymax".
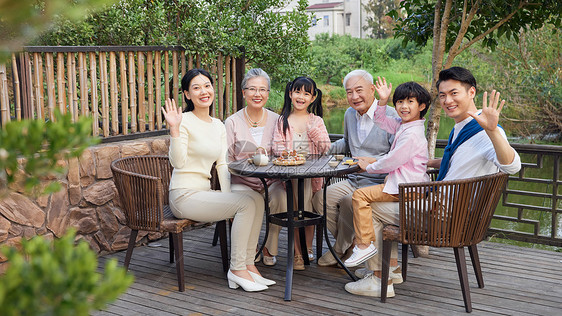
[{"xmin": 344, "ymin": 79, "xmax": 431, "ymax": 267}]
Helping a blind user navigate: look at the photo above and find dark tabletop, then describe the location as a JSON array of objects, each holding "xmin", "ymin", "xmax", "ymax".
[{"xmin": 228, "ymin": 154, "xmax": 360, "ymax": 180}]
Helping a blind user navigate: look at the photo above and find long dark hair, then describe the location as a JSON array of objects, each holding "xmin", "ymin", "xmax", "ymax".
[
  {"xmin": 279, "ymin": 76, "xmax": 323, "ymax": 136},
  {"xmin": 180, "ymin": 68, "xmax": 214, "ymax": 113}
]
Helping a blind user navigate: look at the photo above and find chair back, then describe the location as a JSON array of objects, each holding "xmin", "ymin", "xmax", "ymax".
[
  {"xmin": 111, "ymin": 155, "xmax": 172, "ymax": 231},
  {"xmin": 398, "ymin": 172, "xmax": 508, "ymax": 248}
]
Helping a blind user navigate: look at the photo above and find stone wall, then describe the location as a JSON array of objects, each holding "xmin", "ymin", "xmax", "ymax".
[{"xmin": 0, "ymin": 136, "xmax": 171, "ymax": 263}]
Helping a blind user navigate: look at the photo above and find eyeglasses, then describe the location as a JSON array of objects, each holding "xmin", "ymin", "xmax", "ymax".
[{"xmin": 244, "ymin": 87, "xmax": 270, "ymax": 95}]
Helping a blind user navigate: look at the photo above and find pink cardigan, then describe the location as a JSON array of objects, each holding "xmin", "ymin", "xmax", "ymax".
[
  {"xmin": 365, "ymin": 105, "xmax": 429, "ymax": 194},
  {"xmin": 225, "ymin": 108, "xmax": 280, "ymax": 191},
  {"xmin": 272, "ymin": 113, "xmax": 331, "ymax": 192}
]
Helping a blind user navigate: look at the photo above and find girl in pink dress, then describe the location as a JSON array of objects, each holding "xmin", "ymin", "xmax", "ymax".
[{"xmin": 272, "ymin": 76, "xmax": 330, "ymax": 270}]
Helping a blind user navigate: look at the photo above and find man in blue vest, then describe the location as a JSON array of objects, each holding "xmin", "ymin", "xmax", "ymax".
[{"xmin": 345, "ymin": 66, "xmax": 521, "ymax": 297}]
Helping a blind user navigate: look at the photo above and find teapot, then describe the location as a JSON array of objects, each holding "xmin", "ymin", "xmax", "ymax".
[{"xmin": 251, "ymin": 147, "xmax": 269, "ymax": 166}]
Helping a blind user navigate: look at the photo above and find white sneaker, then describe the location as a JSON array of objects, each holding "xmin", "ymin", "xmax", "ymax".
[
  {"xmin": 344, "ymin": 273, "xmax": 395, "ymax": 297},
  {"xmin": 344, "ymin": 243, "xmax": 378, "ymax": 268},
  {"xmin": 354, "ymin": 266, "xmax": 403, "ymax": 284}
]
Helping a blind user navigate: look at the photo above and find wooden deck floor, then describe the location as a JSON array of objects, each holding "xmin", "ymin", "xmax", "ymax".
[{"xmin": 95, "ymin": 224, "xmax": 562, "ymax": 316}]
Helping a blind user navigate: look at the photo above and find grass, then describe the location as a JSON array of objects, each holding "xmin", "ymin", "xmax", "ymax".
[{"xmin": 371, "ymin": 70, "xmax": 425, "ymax": 86}]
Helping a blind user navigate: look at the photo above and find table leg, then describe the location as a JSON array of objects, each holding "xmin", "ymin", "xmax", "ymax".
[
  {"xmin": 284, "ymin": 179, "xmax": 295, "ymax": 301},
  {"xmin": 323, "ymin": 176, "xmax": 357, "ymax": 281},
  {"xmin": 297, "ymin": 178, "xmax": 310, "ymax": 266},
  {"xmin": 256, "ymin": 178, "xmax": 270, "ymax": 260}
]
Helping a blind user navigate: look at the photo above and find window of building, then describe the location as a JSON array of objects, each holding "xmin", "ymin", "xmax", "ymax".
[
  {"xmin": 346, "ymin": 13, "xmax": 351, "ymax": 26},
  {"xmin": 323, "ymin": 15, "xmax": 330, "ymax": 26},
  {"xmin": 312, "ymin": 16, "xmax": 317, "ymax": 26}
]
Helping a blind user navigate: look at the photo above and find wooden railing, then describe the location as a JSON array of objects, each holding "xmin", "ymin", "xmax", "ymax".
[{"xmin": 0, "ymin": 46, "xmax": 245, "ymax": 137}]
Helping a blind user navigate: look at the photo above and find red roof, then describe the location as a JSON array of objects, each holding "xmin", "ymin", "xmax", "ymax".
[{"xmin": 307, "ymin": 2, "xmax": 344, "ymax": 10}]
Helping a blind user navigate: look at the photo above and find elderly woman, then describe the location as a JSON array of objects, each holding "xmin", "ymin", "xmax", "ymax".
[
  {"xmin": 225, "ymin": 68, "xmax": 285, "ymax": 267},
  {"xmin": 163, "ymin": 68, "xmax": 274, "ymax": 292}
]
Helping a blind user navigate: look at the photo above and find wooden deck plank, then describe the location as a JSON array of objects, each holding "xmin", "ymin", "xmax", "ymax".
[{"xmin": 94, "ymin": 224, "xmax": 562, "ymax": 316}]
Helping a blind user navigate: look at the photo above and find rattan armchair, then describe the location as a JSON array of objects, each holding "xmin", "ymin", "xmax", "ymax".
[
  {"xmin": 380, "ymin": 172, "xmax": 509, "ymax": 312},
  {"xmin": 111, "ymin": 155, "xmax": 229, "ymax": 292}
]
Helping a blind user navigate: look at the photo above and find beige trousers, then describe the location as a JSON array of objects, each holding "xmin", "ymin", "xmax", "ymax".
[
  {"xmin": 351, "ymin": 184, "xmax": 398, "ymax": 245},
  {"xmin": 231, "ymin": 182, "xmax": 286, "ymax": 257},
  {"xmin": 311, "ymin": 180, "xmax": 356, "ymax": 255},
  {"xmin": 169, "ymin": 188, "xmax": 264, "ymax": 271},
  {"xmin": 312, "ymin": 180, "xmax": 398, "ymax": 268}
]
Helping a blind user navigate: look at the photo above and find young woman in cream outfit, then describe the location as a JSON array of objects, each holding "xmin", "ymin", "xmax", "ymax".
[{"xmin": 162, "ymin": 68, "xmax": 274, "ymax": 292}]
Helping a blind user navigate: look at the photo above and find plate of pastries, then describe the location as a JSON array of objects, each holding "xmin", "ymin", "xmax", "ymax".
[{"xmin": 272, "ymin": 150, "xmax": 306, "ymax": 166}]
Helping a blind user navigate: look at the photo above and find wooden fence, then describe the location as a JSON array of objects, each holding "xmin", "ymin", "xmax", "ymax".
[{"xmin": 0, "ymin": 46, "xmax": 245, "ymax": 138}]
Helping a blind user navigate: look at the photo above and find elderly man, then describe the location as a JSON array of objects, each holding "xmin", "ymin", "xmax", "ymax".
[
  {"xmin": 344, "ymin": 66, "xmax": 522, "ymax": 297},
  {"xmin": 312, "ymin": 69, "xmax": 397, "ymax": 266}
]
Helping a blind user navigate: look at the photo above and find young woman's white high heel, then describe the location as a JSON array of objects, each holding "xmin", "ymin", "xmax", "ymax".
[
  {"xmin": 248, "ymin": 271, "xmax": 276, "ymax": 286},
  {"xmin": 227, "ymin": 270, "xmax": 268, "ymax": 292}
]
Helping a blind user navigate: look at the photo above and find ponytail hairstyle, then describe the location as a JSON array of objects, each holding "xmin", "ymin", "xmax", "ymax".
[
  {"xmin": 279, "ymin": 76, "xmax": 323, "ymax": 136},
  {"xmin": 180, "ymin": 68, "xmax": 214, "ymax": 113}
]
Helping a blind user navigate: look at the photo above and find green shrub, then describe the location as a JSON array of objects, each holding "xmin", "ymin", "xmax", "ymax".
[
  {"xmin": 0, "ymin": 112, "xmax": 99, "ymax": 195},
  {"xmin": 308, "ymin": 34, "xmax": 390, "ymax": 85},
  {"xmin": 0, "ymin": 230, "xmax": 133, "ymax": 316}
]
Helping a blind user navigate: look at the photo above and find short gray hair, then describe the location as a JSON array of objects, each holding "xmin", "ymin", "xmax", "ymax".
[
  {"xmin": 241, "ymin": 68, "xmax": 271, "ymax": 90},
  {"xmin": 343, "ymin": 70, "xmax": 373, "ymax": 88}
]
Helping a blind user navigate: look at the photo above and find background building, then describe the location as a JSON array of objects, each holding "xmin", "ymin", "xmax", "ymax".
[{"xmin": 280, "ymin": 0, "xmax": 372, "ymax": 40}]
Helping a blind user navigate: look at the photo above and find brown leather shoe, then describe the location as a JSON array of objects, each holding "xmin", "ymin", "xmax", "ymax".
[{"xmin": 294, "ymin": 255, "xmax": 305, "ymax": 270}]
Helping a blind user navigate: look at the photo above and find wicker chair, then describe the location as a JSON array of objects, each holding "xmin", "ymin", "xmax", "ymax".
[
  {"xmin": 111, "ymin": 155, "xmax": 229, "ymax": 292},
  {"xmin": 380, "ymin": 172, "xmax": 509, "ymax": 312}
]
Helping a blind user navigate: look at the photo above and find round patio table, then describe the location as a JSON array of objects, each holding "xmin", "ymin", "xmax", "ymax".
[{"xmin": 229, "ymin": 154, "xmax": 359, "ymax": 300}]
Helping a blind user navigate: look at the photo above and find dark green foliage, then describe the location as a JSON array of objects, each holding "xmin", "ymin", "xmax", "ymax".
[
  {"xmin": 389, "ymin": 0, "xmax": 561, "ymax": 52},
  {"xmin": 35, "ymin": 0, "xmax": 312, "ymax": 84},
  {"xmin": 454, "ymin": 25, "xmax": 561, "ymax": 141},
  {"xmin": 308, "ymin": 34, "xmax": 389, "ymax": 85},
  {"xmin": 0, "ymin": 230, "xmax": 134, "ymax": 316}
]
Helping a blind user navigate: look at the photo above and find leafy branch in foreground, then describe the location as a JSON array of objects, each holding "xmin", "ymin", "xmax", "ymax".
[
  {"xmin": 0, "ymin": 229, "xmax": 134, "ymax": 316},
  {"xmin": 0, "ymin": 112, "xmax": 99, "ymax": 195}
]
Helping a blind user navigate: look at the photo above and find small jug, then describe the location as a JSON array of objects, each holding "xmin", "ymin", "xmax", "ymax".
[{"xmin": 252, "ymin": 147, "xmax": 269, "ymax": 166}]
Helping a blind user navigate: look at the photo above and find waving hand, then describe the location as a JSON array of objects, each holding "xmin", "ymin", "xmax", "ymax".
[
  {"xmin": 161, "ymin": 98, "xmax": 182, "ymax": 137},
  {"xmin": 467, "ymin": 90, "xmax": 505, "ymax": 132}
]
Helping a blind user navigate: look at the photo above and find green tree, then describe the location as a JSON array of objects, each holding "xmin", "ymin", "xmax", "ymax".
[
  {"xmin": 0, "ymin": 0, "xmax": 115, "ymax": 61},
  {"xmin": 456, "ymin": 25, "xmax": 561, "ymax": 142},
  {"xmin": 363, "ymin": 0, "xmax": 402, "ymax": 39},
  {"xmin": 389, "ymin": 0, "xmax": 562, "ymax": 155},
  {"xmin": 36, "ymin": 0, "xmax": 312, "ymax": 83}
]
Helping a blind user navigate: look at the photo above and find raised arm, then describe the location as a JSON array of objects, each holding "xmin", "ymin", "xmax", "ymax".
[
  {"xmin": 373, "ymin": 77, "xmax": 401, "ymax": 134},
  {"xmin": 374, "ymin": 76, "xmax": 392, "ymax": 107},
  {"xmin": 467, "ymin": 90, "xmax": 515, "ymax": 165},
  {"xmin": 162, "ymin": 99, "xmax": 188, "ymax": 168}
]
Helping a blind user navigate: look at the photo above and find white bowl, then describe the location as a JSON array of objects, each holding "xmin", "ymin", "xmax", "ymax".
[
  {"xmin": 334, "ymin": 154, "xmax": 344, "ymax": 161},
  {"xmin": 328, "ymin": 160, "xmax": 339, "ymax": 168}
]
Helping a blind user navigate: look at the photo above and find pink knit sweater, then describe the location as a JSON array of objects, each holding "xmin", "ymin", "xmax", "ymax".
[{"xmin": 272, "ymin": 113, "xmax": 330, "ymax": 192}]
